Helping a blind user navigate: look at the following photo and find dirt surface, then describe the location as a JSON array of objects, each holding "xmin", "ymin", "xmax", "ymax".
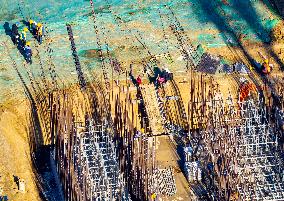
[
  {"xmin": 0, "ymin": 1, "xmax": 283, "ymax": 200},
  {"xmin": 0, "ymin": 99, "xmax": 40, "ymax": 200},
  {"xmin": 155, "ymin": 136, "xmax": 195, "ymax": 201}
]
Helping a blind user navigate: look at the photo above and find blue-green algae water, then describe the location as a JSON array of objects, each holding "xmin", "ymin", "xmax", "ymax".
[
  {"xmin": 0, "ymin": 0, "xmax": 281, "ymax": 102},
  {"xmin": 0, "ymin": 0, "xmax": 281, "ymax": 48}
]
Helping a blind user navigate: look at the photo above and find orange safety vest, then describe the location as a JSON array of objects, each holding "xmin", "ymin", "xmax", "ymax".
[
  {"xmin": 262, "ymin": 63, "xmax": 271, "ymax": 74},
  {"xmin": 239, "ymin": 83, "xmax": 257, "ymax": 102}
]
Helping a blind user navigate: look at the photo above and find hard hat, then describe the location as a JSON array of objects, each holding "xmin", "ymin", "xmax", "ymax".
[
  {"xmin": 23, "ymin": 27, "xmax": 28, "ymax": 32},
  {"xmin": 141, "ymin": 128, "xmax": 145, "ymax": 133},
  {"xmin": 26, "ymin": 41, "xmax": 31, "ymax": 46},
  {"xmin": 264, "ymin": 59, "xmax": 269, "ymax": 64},
  {"xmin": 29, "ymin": 19, "xmax": 33, "ymax": 24},
  {"xmin": 16, "ymin": 22, "xmax": 20, "ymax": 27},
  {"xmin": 37, "ymin": 23, "xmax": 42, "ymax": 27}
]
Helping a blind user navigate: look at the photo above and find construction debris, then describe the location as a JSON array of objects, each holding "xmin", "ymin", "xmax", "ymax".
[
  {"xmin": 18, "ymin": 179, "xmax": 25, "ymax": 193},
  {"xmin": 234, "ymin": 62, "xmax": 250, "ymax": 74},
  {"xmin": 197, "ymin": 53, "xmax": 222, "ymax": 74}
]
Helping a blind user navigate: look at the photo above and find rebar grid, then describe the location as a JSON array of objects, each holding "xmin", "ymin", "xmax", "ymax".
[{"xmin": 191, "ymin": 93, "xmax": 284, "ymax": 200}]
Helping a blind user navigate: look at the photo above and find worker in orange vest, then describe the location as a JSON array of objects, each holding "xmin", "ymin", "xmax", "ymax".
[
  {"xmin": 262, "ymin": 59, "xmax": 272, "ymax": 74},
  {"xmin": 258, "ymin": 52, "xmax": 272, "ymax": 74},
  {"xmin": 36, "ymin": 23, "xmax": 44, "ymax": 44}
]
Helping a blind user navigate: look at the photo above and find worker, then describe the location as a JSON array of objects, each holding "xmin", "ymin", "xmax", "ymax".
[
  {"xmin": 151, "ymin": 193, "xmax": 157, "ymax": 201},
  {"xmin": 11, "ymin": 22, "xmax": 20, "ymax": 45},
  {"xmin": 28, "ymin": 19, "xmax": 33, "ymax": 30},
  {"xmin": 258, "ymin": 51, "xmax": 273, "ymax": 74},
  {"xmin": 262, "ymin": 59, "xmax": 272, "ymax": 74},
  {"xmin": 20, "ymin": 27, "xmax": 28, "ymax": 45},
  {"xmin": 137, "ymin": 75, "xmax": 142, "ymax": 86},
  {"xmin": 36, "ymin": 23, "xmax": 44, "ymax": 44},
  {"xmin": 162, "ymin": 67, "xmax": 173, "ymax": 82},
  {"xmin": 157, "ymin": 74, "xmax": 165, "ymax": 86},
  {"xmin": 31, "ymin": 20, "xmax": 37, "ymax": 35},
  {"xmin": 24, "ymin": 41, "xmax": 32, "ymax": 64},
  {"xmin": 230, "ymin": 191, "xmax": 239, "ymax": 200}
]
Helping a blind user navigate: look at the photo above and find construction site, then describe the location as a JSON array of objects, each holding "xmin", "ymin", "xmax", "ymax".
[{"xmin": 1, "ymin": 0, "xmax": 284, "ymax": 200}]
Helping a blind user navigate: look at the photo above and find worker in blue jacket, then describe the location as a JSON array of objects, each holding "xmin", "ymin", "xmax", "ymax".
[{"xmin": 24, "ymin": 41, "xmax": 32, "ymax": 64}]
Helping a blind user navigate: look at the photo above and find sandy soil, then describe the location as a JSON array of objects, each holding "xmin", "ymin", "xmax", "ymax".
[
  {"xmin": 155, "ymin": 136, "xmax": 195, "ymax": 201},
  {"xmin": 0, "ymin": 99, "xmax": 40, "ymax": 200},
  {"xmin": 0, "ymin": 5, "xmax": 283, "ymax": 200}
]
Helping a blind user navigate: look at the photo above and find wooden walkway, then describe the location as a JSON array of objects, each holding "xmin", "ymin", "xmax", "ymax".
[{"xmin": 140, "ymin": 84, "xmax": 164, "ymax": 134}]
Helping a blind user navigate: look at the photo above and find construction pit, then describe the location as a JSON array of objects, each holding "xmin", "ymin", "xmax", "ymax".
[{"xmin": 1, "ymin": 0, "xmax": 284, "ymax": 200}]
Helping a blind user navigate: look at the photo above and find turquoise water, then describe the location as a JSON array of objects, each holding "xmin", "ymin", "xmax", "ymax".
[
  {"xmin": 0, "ymin": 0, "xmax": 280, "ymax": 54},
  {"xmin": 0, "ymin": 0, "xmax": 281, "ymax": 63},
  {"xmin": 0, "ymin": 0, "xmax": 281, "ymax": 102},
  {"xmin": 0, "ymin": 0, "xmax": 280, "ymax": 40}
]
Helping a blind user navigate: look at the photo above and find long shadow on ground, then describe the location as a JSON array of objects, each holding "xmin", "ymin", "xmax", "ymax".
[
  {"xmin": 190, "ymin": 0, "xmax": 284, "ymax": 70},
  {"xmin": 5, "ymin": 47, "xmax": 64, "ymax": 200}
]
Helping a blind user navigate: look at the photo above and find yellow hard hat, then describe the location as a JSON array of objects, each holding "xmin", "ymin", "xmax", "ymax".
[
  {"xmin": 23, "ymin": 27, "xmax": 28, "ymax": 32},
  {"xmin": 29, "ymin": 19, "xmax": 33, "ymax": 24},
  {"xmin": 37, "ymin": 23, "xmax": 42, "ymax": 27},
  {"xmin": 141, "ymin": 128, "xmax": 145, "ymax": 133},
  {"xmin": 151, "ymin": 193, "xmax": 156, "ymax": 199},
  {"xmin": 26, "ymin": 41, "xmax": 31, "ymax": 46},
  {"xmin": 264, "ymin": 59, "xmax": 269, "ymax": 64}
]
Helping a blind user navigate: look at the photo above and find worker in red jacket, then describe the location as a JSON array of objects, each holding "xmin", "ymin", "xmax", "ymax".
[{"xmin": 137, "ymin": 75, "xmax": 142, "ymax": 86}]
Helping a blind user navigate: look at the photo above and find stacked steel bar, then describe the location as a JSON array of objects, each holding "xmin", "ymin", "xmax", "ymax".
[
  {"xmin": 263, "ymin": 75, "xmax": 284, "ymax": 153},
  {"xmin": 150, "ymin": 168, "xmax": 177, "ymax": 196},
  {"xmin": 76, "ymin": 129, "xmax": 110, "ymax": 199},
  {"xmin": 52, "ymin": 87, "xmax": 131, "ymax": 201},
  {"xmin": 88, "ymin": 119, "xmax": 121, "ymax": 197},
  {"xmin": 186, "ymin": 73, "xmax": 284, "ymax": 200},
  {"xmin": 113, "ymin": 91, "xmax": 154, "ymax": 200},
  {"xmin": 236, "ymin": 100, "xmax": 284, "ymax": 200}
]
